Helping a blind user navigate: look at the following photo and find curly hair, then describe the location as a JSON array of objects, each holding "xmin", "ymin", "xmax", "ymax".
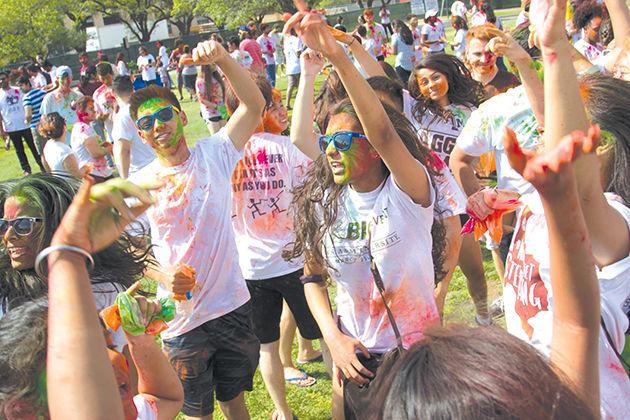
[
  {"xmin": 37, "ymin": 112, "xmax": 66, "ymax": 140},
  {"xmin": 408, "ymin": 54, "xmax": 485, "ymax": 126},
  {"xmin": 284, "ymin": 99, "xmax": 447, "ymax": 283},
  {"xmin": 573, "ymin": 1, "xmax": 603, "ymax": 30},
  {"xmin": 0, "ymin": 173, "xmax": 153, "ymax": 312}
]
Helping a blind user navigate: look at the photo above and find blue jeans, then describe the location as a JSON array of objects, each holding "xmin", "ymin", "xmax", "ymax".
[{"xmin": 266, "ymin": 63, "xmax": 277, "ymax": 87}]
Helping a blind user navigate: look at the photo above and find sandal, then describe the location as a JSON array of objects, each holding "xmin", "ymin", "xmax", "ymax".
[{"xmin": 285, "ymin": 368, "xmax": 316, "ymax": 388}]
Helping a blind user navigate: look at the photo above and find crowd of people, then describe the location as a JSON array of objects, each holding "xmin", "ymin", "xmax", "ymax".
[{"xmin": 0, "ymin": 0, "xmax": 629, "ymax": 419}]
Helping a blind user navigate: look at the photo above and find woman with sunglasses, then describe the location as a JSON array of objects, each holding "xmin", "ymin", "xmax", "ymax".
[
  {"xmin": 0, "ymin": 173, "xmax": 150, "ymax": 355},
  {"xmin": 283, "ymin": 13, "xmax": 443, "ymax": 418}
]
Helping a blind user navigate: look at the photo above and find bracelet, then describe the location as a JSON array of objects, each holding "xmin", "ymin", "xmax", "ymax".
[
  {"xmin": 35, "ymin": 245, "xmax": 95, "ymax": 278},
  {"xmin": 300, "ymin": 274, "xmax": 325, "ymax": 285}
]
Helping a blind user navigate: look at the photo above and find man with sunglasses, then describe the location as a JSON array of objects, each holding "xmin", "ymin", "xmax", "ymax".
[
  {"xmin": 0, "ymin": 71, "xmax": 45, "ymax": 176},
  {"xmin": 128, "ymin": 39, "xmax": 265, "ymax": 420}
]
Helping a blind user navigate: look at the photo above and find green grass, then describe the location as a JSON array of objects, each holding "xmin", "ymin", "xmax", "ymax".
[{"xmin": 0, "ymin": 25, "xmax": 513, "ymax": 419}]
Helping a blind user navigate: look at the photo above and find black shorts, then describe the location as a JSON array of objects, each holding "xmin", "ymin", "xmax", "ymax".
[
  {"xmin": 162, "ymin": 302, "xmax": 260, "ymax": 417},
  {"xmin": 246, "ymin": 269, "xmax": 322, "ymax": 344}
]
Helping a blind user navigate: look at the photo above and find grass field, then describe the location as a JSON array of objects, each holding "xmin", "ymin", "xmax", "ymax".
[{"xmin": 0, "ymin": 23, "xmax": 508, "ymax": 419}]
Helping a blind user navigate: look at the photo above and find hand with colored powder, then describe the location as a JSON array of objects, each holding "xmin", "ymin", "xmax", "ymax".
[
  {"xmin": 100, "ymin": 281, "xmax": 176, "ymax": 336},
  {"xmin": 461, "ymin": 187, "xmax": 522, "ymax": 242}
]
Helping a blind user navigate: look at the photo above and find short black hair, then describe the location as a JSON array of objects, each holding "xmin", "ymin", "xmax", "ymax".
[
  {"xmin": 27, "ymin": 64, "xmax": 39, "ymax": 73},
  {"xmin": 367, "ymin": 76, "xmax": 404, "ymax": 111},
  {"xmin": 129, "ymin": 86, "xmax": 182, "ymax": 120},
  {"xmin": 96, "ymin": 62, "xmax": 113, "ymax": 77},
  {"xmin": 573, "ymin": 1, "xmax": 603, "ymax": 30},
  {"xmin": 228, "ymin": 37, "xmax": 239, "ymax": 46},
  {"xmin": 112, "ymin": 75, "xmax": 134, "ymax": 96},
  {"xmin": 17, "ymin": 76, "xmax": 30, "ymax": 86}
]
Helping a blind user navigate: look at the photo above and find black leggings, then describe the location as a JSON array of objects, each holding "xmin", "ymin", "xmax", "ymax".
[{"xmin": 8, "ymin": 128, "xmax": 44, "ymax": 173}]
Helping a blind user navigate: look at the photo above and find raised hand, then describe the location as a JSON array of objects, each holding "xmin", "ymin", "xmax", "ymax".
[
  {"xmin": 51, "ymin": 177, "xmax": 159, "ymax": 253},
  {"xmin": 485, "ymin": 27, "xmax": 531, "ymax": 62},
  {"xmin": 503, "ymin": 125, "xmax": 600, "ymax": 195},
  {"xmin": 284, "ymin": 11, "xmax": 344, "ymax": 58},
  {"xmin": 178, "ymin": 40, "xmax": 228, "ymax": 66},
  {"xmin": 300, "ymin": 48, "xmax": 325, "ymax": 77},
  {"xmin": 529, "ymin": 0, "xmax": 567, "ymax": 50}
]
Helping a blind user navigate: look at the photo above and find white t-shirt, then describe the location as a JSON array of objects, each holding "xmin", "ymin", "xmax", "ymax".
[
  {"xmin": 451, "ymin": 1, "xmax": 468, "ymax": 19},
  {"xmin": 158, "ymin": 45, "xmax": 170, "ymax": 69},
  {"xmin": 284, "ymin": 36, "xmax": 303, "ymax": 76},
  {"xmin": 230, "ymin": 50, "xmax": 253, "ymax": 69},
  {"xmin": 130, "ymin": 129, "xmax": 250, "ymax": 339},
  {"xmin": 380, "ymin": 9, "xmax": 391, "ymax": 25},
  {"xmin": 93, "ymin": 83, "xmax": 116, "ymax": 142},
  {"xmin": 402, "ymin": 90, "xmax": 467, "ymax": 219},
  {"xmin": 456, "ymin": 86, "xmax": 540, "ymax": 195},
  {"xmin": 257, "ymin": 35, "xmax": 276, "ymax": 65},
  {"xmin": 421, "ymin": 22, "xmax": 445, "ymax": 52},
  {"xmin": 470, "ymin": 11, "xmax": 487, "ymax": 27},
  {"xmin": 92, "ymin": 282, "xmax": 128, "ymax": 353},
  {"xmin": 117, "ymin": 60, "xmax": 130, "ymax": 76},
  {"xmin": 453, "ymin": 28, "xmax": 467, "ymax": 58},
  {"xmin": 574, "ymin": 38, "xmax": 605, "ymax": 64},
  {"xmin": 324, "ymin": 175, "xmax": 439, "ymax": 352},
  {"xmin": 112, "ymin": 103, "xmax": 156, "ymax": 176},
  {"xmin": 362, "ymin": 38, "xmax": 380, "ymax": 60},
  {"xmin": 0, "ymin": 87, "xmax": 28, "ymax": 132},
  {"xmin": 31, "ymin": 73, "xmax": 48, "ymax": 90},
  {"xmin": 71, "ymin": 121, "xmax": 112, "ymax": 178},
  {"xmin": 366, "ymin": 23, "xmax": 388, "ymax": 53},
  {"xmin": 40, "ymin": 90, "xmax": 83, "ymax": 135},
  {"xmin": 133, "ymin": 394, "xmax": 158, "ymax": 420},
  {"xmin": 43, "ymin": 140, "xmax": 74, "ymax": 173},
  {"xmin": 231, "ymin": 133, "xmax": 311, "ymax": 279},
  {"xmin": 137, "ymin": 55, "xmax": 157, "ymax": 81},
  {"xmin": 411, "ymin": 27, "xmax": 423, "ymax": 62},
  {"xmin": 504, "ymin": 192, "xmax": 630, "ymax": 419}
]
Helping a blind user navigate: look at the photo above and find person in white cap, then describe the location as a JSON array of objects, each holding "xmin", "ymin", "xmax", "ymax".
[
  {"xmin": 39, "ymin": 66, "xmax": 83, "ymax": 143},
  {"xmin": 421, "ymin": 9, "xmax": 447, "ymax": 55}
]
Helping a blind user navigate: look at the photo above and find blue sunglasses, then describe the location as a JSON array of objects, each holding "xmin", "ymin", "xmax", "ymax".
[
  {"xmin": 319, "ymin": 131, "xmax": 368, "ymax": 153},
  {"xmin": 136, "ymin": 105, "xmax": 179, "ymax": 131}
]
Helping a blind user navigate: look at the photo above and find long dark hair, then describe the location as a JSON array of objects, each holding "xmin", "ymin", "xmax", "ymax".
[
  {"xmin": 0, "ymin": 174, "xmax": 152, "ymax": 312},
  {"xmin": 369, "ymin": 324, "xmax": 596, "ymax": 419},
  {"xmin": 198, "ymin": 65, "xmax": 225, "ymax": 106},
  {"xmin": 284, "ymin": 99, "xmax": 446, "ymax": 281},
  {"xmin": 580, "ymin": 73, "xmax": 630, "ymax": 205},
  {"xmin": 393, "ymin": 19, "xmax": 413, "ymax": 45},
  {"xmin": 408, "ymin": 54, "xmax": 485, "ymax": 125}
]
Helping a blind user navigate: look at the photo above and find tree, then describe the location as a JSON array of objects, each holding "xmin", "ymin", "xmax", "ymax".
[
  {"xmin": 0, "ymin": 0, "xmax": 86, "ymax": 65},
  {"xmin": 151, "ymin": 0, "xmax": 198, "ymax": 36},
  {"xmin": 87, "ymin": 0, "xmax": 166, "ymax": 42},
  {"xmin": 195, "ymin": 0, "xmax": 319, "ymax": 28}
]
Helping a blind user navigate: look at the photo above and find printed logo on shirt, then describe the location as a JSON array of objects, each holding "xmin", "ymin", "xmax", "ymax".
[{"xmin": 503, "ymin": 207, "xmax": 548, "ymax": 338}]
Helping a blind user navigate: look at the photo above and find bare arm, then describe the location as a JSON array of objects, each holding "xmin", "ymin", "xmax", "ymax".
[
  {"xmin": 194, "ymin": 42, "xmax": 265, "ymax": 150},
  {"xmin": 126, "ymin": 333, "xmax": 184, "ymax": 419},
  {"xmin": 348, "ymin": 39, "xmax": 387, "ymax": 78},
  {"xmin": 24, "ymin": 105, "xmax": 33, "ymax": 126},
  {"xmin": 606, "ymin": 0, "xmax": 630, "ymax": 46},
  {"xmin": 449, "ymin": 146, "xmax": 483, "ymax": 197},
  {"xmin": 62, "ymin": 154, "xmax": 83, "ymax": 178},
  {"xmin": 113, "ymin": 138, "xmax": 131, "ymax": 179},
  {"xmin": 504, "ymin": 127, "xmax": 601, "ymax": 415},
  {"xmin": 539, "ymin": 0, "xmax": 629, "ymax": 266},
  {"xmin": 290, "ymin": 49, "xmax": 323, "ymax": 160},
  {"xmin": 84, "ymin": 135, "xmax": 111, "ymax": 159}
]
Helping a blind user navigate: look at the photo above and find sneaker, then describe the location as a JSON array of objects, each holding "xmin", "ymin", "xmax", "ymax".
[
  {"xmin": 475, "ymin": 314, "xmax": 493, "ymax": 326},
  {"xmin": 489, "ymin": 296, "xmax": 504, "ymax": 317}
]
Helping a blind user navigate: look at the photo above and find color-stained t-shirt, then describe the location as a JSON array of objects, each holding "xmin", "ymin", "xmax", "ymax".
[
  {"xmin": 504, "ymin": 192, "xmax": 630, "ymax": 419},
  {"xmin": 231, "ymin": 133, "xmax": 311, "ymax": 279},
  {"xmin": 130, "ymin": 128, "xmax": 250, "ymax": 339},
  {"xmin": 323, "ymin": 175, "xmax": 439, "ymax": 353}
]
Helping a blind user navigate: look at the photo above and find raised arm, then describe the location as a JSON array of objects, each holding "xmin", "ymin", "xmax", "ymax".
[
  {"xmin": 47, "ymin": 178, "xmax": 155, "ymax": 419},
  {"xmin": 606, "ymin": 0, "xmax": 630, "ymax": 47},
  {"xmin": 290, "ymin": 48, "xmax": 324, "ymax": 160},
  {"xmin": 328, "ymin": 26, "xmax": 386, "ymax": 78},
  {"xmin": 534, "ymin": 0, "xmax": 629, "ymax": 266},
  {"xmin": 504, "ymin": 127, "xmax": 601, "ymax": 415},
  {"xmin": 125, "ymin": 297, "xmax": 184, "ymax": 419},
  {"xmin": 485, "ymin": 27, "xmax": 545, "ymax": 127},
  {"xmin": 289, "ymin": 13, "xmax": 431, "ymax": 206},
  {"xmin": 192, "ymin": 40, "xmax": 265, "ymax": 150}
]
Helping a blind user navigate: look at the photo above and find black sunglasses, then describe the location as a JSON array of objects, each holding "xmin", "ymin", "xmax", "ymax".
[{"xmin": 0, "ymin": 217, "xmax": 43, "ymax": 236}]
